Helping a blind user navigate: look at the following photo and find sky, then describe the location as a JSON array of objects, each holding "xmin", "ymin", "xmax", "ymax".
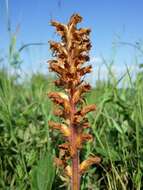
[{"xmin": 0, "ymin": 0, "xmax": 143, "ymax": 83}]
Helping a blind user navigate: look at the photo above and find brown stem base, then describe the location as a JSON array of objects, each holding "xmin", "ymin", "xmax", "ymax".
[{"xmin": 71, "ymin": 151, "xmax": 80, "ymax": 190}]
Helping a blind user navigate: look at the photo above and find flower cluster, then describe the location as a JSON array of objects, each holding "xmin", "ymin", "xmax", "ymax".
[{"xmin": 48, "ymin": 14, "xmax": 100, "ymax": 189}]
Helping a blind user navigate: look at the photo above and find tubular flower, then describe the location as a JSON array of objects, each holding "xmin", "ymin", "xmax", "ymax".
[{"xmin": 48, "ymin": 14, "xmax": 100, "ymax": 190}]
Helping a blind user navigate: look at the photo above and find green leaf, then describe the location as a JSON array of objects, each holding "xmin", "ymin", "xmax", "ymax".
[{"xmin": 31, "ymin": 152, "xmax": 55, "ymax": 190}]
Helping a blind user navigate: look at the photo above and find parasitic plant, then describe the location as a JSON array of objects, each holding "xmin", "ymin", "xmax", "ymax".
[{"xmin": 48, "ymin": 14, "xmax": 101, "ymax": 190}]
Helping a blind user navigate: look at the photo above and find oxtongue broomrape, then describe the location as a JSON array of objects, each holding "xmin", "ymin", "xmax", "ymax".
[{"xmin": 48, "ymin": 14, "xmax": 101, "ymax": 190}]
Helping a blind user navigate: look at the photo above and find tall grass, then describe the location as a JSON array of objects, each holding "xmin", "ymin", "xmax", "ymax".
[
  {"xmin": 0, "ymin": 70, "xmax": 55, "ymax": 189},
  {"xmin": 0, "ymin": 59, "xmax": 143, "ymax": 189}
]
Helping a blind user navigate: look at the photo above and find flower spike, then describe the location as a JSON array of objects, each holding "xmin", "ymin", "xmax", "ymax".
[{"xmin": 48, "ymin": 14, "xmax": 100, "ymax": 190}]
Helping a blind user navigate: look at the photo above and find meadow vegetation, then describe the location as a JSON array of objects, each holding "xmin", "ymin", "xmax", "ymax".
[
  {"xmin": 0, "ymin": 59, "xmax": 143, "ymax": 190},
  {"xmin": 0, "ymin": 15, "xmax": 143, "ymax": 190}
]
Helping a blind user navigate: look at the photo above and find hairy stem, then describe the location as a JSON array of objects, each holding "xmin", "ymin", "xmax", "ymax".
[
  {"xmin": 71, "ymin": 149, "xmax": 80, "ymax": 190},
  {"xmin": 70, "ymin": 89, "xmax": 80, "ymax": 190}
]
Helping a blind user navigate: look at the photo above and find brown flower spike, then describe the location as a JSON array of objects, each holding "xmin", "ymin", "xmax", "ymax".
[{"xmin": 48, "ymin": 14, "xmax": 101, "ymax": 190}]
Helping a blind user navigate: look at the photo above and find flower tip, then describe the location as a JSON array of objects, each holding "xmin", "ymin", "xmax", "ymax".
[{"xmin": 80, "ymin": 156, "xmax": 101, "ymax": 174}]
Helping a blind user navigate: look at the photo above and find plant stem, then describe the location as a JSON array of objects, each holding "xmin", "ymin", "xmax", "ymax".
[
  {"xmin": 71, "ymin": 148, "xmax": 80, "ymax": 190},
  {"xmin": 70, "ymin": 89, "xmax": 80, "ymax": 190}
]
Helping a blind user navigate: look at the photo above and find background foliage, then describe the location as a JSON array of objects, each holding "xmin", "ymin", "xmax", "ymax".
[{"xmin": 0, "ymin": 50, "xmax": 143, "ymax": 189}]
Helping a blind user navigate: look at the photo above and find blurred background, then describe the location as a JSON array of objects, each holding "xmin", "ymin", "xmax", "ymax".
[{"xmin": 0, "ymin": 1, "xmax": 143, "ymax": 190}]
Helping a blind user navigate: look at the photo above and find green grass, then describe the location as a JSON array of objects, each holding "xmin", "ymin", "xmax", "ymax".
[{"xmin": 0, "ymin": 65, "xmax": 143, "ymax": 189}]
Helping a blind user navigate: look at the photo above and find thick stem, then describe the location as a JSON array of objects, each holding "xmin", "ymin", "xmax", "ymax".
[
  {"xmin": 70, "ymin": 89, "xmax": 80, "ymax": 190},
  {"xmin": 71, "ymin": 147, "xmax": 80, "ymax": 190}
]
